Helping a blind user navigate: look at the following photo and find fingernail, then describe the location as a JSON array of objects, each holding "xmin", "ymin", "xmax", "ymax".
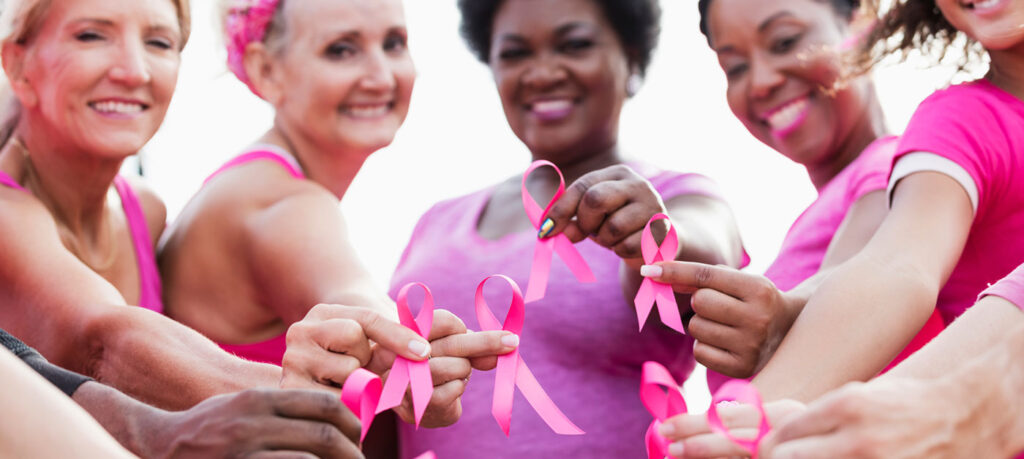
[
  {"xmin": 640, "ymin": 265, "xmax": 663, "ymax": 277},
  {"xmin": 538, "ymin": 218, "xmax": 555, "ymax": 239},
  {"xmin": 408, "ymin": 340, "xmax": 431, "ymax": 358},
  {"xmin": 668, "ymin": 441, "xmax": 684, "ymax": 457},
  {"xmin": 501, "ymin": 333, "xmax": 520, "ymax": 348},
  {"xmin": 658, "ymin": 422, "xmax": 675, "ymax": 436}
]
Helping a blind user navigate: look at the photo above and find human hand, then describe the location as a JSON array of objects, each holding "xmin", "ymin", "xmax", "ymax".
[
  {"xmin": 657, "ymin": 399, "xmax": 804, "ymax": 458},
  {"xmin": 151, "ymin": 388, "xmax": 363, "ymax": 459},
  {"xmin": 381, "ymin": 309, "xmax": 518, "ymax": 428},
  {"xmin": 642, "ymin": 262, "xmax": 799, "ymax": 378},
  {"xmin": 757, "ymin": 378, "xmax": 1001, "ymax": 459},
  {"xmin": 540, "ymin": 164, "xmax": 669, "ymax": 263},
  {"xmin": 280, "ymin": 304, "xmax": 431, "ymax": 392}
]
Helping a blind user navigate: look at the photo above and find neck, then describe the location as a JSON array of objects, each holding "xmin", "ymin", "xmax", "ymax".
[
  {"xmin": 529, "ymin": 140, "xmax": 623, "ymax": 185},
  {"xmin": 988, "ymin": 43, "xmax": 1024, "ymax": 101},
  {"xmin": 11, "ymin": 124, "xmax": 123, "ymax": 234},
  {"xmin": 805, "ymin": 88, "xmax": 889, "ymax": 191},
  {"xmin": 266, "ymin": 119, "xmax": 366, "ymax": 201}
]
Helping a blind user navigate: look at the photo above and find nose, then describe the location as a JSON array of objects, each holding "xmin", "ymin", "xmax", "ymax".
[
  {"xmin": 358, "ymin": 49, "xmax": 398, "ymax": 93},
  {"xmin": 520, "ymin": 53, "xmax": 568, "ymax": 90},
  {"xmin": 108, "ymin": 40, "xmax": 151, "ymax": 87},
  {"xmin": 748, "ymin": 56, "xmax": 784, "ymax": 100}
]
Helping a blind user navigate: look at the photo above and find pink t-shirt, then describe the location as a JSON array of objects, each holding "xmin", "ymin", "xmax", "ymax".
[
  {"xmin": 980, "ymin": 263, "xmax": 1024, "ymax": 313},
  {"xmin": 389, "ymin": 163, "xmax": 738, "ymax": 458},
  {"xmin": 894, "ymin": 79, "xmax": 1024, "ymax": 324},
  {"xmin": 708, "ymin": 136, "xmax": 943, "ymax": 393}
]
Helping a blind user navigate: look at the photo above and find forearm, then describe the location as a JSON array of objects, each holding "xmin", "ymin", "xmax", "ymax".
[
  {"xmin": 73, "ymin": 381, "xmax": 172, "ymax": 457},
  {"xmin": 753, "ymin": 254, "xmax": 937, "ymax": 402},
  {"xmin": 81, "ymin": 307, "xmax": 280, "ymax": 410}
]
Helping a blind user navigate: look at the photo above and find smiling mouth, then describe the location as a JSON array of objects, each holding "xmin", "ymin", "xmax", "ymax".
[
  {"xmin": 961, "ymin": 0, "xmax": 1003, "ymax": 11},
  {"xmin": 89, "ymin": 100, "xmax": 148, "ymax": 115},
  {"xmin": 341, "ymin": 102, "xmax": 394, "ymax": 119},
  {"xmin": 526, "ymin": 98, "xmax": 576, "ymax": 122}
]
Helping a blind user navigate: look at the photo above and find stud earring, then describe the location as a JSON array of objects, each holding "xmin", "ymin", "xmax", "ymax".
[{"xmin": 626, "ymin": 74, "xmax": 642, "ymax": 97}]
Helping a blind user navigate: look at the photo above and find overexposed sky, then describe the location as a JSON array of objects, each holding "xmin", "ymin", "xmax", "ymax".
[{"xmin": 143, "ymin": 0, "xmax": 981, "ymax": 409}]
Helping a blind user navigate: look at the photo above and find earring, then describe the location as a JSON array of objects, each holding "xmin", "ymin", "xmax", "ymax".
[{"xmin": 626, "ymin": 73, "xmax": 642, "ymax": 97}]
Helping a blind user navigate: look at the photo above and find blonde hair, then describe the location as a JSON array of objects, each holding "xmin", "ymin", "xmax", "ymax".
[{"xmin": 0, "ymin": 0, "xmax": 192, "ymax": 144}]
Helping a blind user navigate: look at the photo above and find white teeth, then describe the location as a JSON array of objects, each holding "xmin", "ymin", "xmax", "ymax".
[
  {"xmin": 91, "ymin": 101, "xmax": 144, "ymax": 114},
  {"xmin": 531, "ymin": 99, "xmax": 572, "ymax": 113},
  {"xmin": 344, "ymin": 104, "xmax": 390, "ymax": 118},
  {"xmin": 766, "ymin": 98, "xmax": 809, "ymax": 130},
  {"xmin": 974, "ymin": 0, "xmax": 1000, "ymax": 9}
]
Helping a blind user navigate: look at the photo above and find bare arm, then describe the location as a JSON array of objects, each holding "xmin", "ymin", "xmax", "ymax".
[
  {"xmin": 0, "ymin": 194, "xmax": 280, "ymax": 410},
  {"xmin": 0, "ymin": 349, "xmax": 134, "ymax": 458},
  {"xmin": 752, "ymin": 172, "xmax": 973, "ymax": 402}
]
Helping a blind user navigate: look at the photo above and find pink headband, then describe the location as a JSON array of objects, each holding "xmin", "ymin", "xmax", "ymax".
[{"xmin": 225, "ymin": 0, "xmax": 281, "ymax": 96}]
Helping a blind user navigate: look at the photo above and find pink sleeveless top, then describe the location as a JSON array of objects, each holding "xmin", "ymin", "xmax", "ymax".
[
  {"xmin": 204, "ymin": 147, "xmax": 304, "ymax": 366},
  {"xmin": 0, "ymin": 172, "xmax": 163, "ymax": 313}
]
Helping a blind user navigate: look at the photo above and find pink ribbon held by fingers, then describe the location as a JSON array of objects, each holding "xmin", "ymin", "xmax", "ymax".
[
  {"xmin": 640, "ymin": 361, "xmax": 688, "ymax": 459},
  {"xmin": 634, "ymin": 213, "xmax": 685, "ymax": 334},
  {"xmin": 475, "ymin": 275, "xmax": 585, "ymax": 436},
  {"xmin": 341, "ymin": 368, "xmax": 382, "ymax": 444},
  {"xmin": 375, "ymin": 282, "xmax": 435, "ymax": 428},
  {"xmin": 521, "ymin": 160, "xmax": 595, "ymax": 303},
  {"xmin": 707, "ymin": 380, "xmax": 771, "ymax": 459}
]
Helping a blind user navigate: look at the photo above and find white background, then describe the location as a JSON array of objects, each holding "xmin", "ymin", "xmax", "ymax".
[{"xmin": 143, "ymin": 1, "xmax": 980, "ymax": 410}]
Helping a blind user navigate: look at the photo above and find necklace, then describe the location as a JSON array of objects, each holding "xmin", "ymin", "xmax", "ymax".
[{"xmin": 13, "ymin": 138, "xmax": 120, "ymax": 272}]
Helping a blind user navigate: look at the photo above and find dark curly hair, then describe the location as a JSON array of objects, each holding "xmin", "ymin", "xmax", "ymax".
[
  {"xmin": 697, "ymin": 0, "xmax": 860, "ymax": 45},
  {"xmin": 854, "ymin": 0, "xmax": 981, "ymax": 74},
  {"xmin": 457, "ymin": 0, "xmax": 662, "ymax": 76}
]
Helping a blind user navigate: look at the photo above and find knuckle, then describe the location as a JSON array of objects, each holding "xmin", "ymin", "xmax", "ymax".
[
  {"xmin": 581, "ymin": 186, "xmax": 608, "ymax": 209},
  {"xmin": 604, "ymin": 219, "xmax": 627, "ymax": 239},
  {"xmin": 315, "ymin": 422, "xmax": 342, "ymax": 446},
  {"xmin": 694, "ymin": 265, "xmax": 715, "ymax": 288}
]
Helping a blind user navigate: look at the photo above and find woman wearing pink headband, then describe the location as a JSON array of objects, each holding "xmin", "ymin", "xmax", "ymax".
[{"xmin": 160, "ymin": 0, "xmax": 513, "ymax": 431}]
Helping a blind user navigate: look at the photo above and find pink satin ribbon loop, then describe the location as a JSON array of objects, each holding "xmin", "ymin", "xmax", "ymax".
[
  {"xmin": 475, "ymin": 275, "xmax": 585, "ymax": 436},
  {"xmin": 707, "ymin": 380, "xmax": 771, "ymax": 459},
  {"xmin": 341, "ymin": 368, "xmax": 382, "ymax": 444},
  {"xmin": 376, "ymin": 283, "xmax": 435, "ymax": 428},
  {"xmin": 414, "ymin": 452, "xmax": 437, "ymax": 459},
  {"xmin": 521, "ymin": 160, "xmax": 595, "ymax": 302},
  {"xmin": 634, "ymin": 213, "xmax": 685, "ymax": 334},
  {"xmin": 640, "ymin": 361, "xmax": 688, "ymax": 459}
]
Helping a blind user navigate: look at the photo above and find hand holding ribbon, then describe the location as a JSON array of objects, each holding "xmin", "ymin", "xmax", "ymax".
[
  {"xmin": 376, "ymin": 283, "xmax": 435, "ymax": 428},
  {"xmin": 475, "ymin": 275, "xmax": 585, "ymax": 436},
  {"xmin": 341, "ymin": 368, "xmax": 382, "ymax": 444},
  {"xmin": 640, "ymin": 361, "xmax": 688, "ymax": 459},
  {"xmin": 707, "ymin": 380, "xmax": 771, "ymax": 458},
  {"xmin": 522, "ymin": 160, "xmax": 595, "ymax": 302},
  {"xmin": 634, "ymin": 213, "xmax": 685, "ymax": 334}
]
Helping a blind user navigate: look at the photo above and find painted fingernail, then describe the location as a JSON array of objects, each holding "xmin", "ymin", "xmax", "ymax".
[
  {"xmin": 668, "ymin": 441, "xmax": 685, "ymax": 457},
  {"xmin": 501, "ymin": 333, "xmax": 520, "ymax": 348},
  {"xmin": 658, "ymin": 422, "xmax": 675, "ymax": 436},
  {"xmin": 640, "ymin": 265, "xmax": 663, "ymax": 277},
  {"xmin": 408, "ymin": 340, "xmax": 431, "ymax": 358},
  {"xmin": 538, "ymin": 218, "xmax": 555, "ymax": 238}
]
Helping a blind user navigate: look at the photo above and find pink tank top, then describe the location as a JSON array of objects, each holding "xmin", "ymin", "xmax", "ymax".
[
  {"xmin": 204, "ymin": 147, "xmax": 304, "ymax": 366},
  {"xmin": 0, "ymin": 172, "xmax": 163, "ymax": 313}
]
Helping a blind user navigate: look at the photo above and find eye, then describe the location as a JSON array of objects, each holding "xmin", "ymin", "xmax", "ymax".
[
  {"xmin": 497, "ymin": 46, "xmax": 529, "ymax": 61},
  {"xmin": 146, "ymin": 38, "xmax": 174, "ymax": 50},
  {"xmin": 383, "ymin": 33, "xmax": 407, "ymax": 53},
  {"xmin": 725, "ymin": 62, "xmax": 749, "ymax": 80},
  {"xmin": 325, "ymin": 42, "xmax": 357, "ymax": 59},
  {"xmin": 770, "ymin": 33, "xmax": 802, "ymax": 54},
  {"xmin": 74, "ymin": 30, "xmax": 104, "ymax": 42},
  {"xmin": 558, "ymin": 38, "xmax": 594, "ymax": 54}
]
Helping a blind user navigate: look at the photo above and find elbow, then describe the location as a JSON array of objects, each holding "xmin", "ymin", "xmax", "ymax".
[{"xmin": 75, "ymin": 306, "xmax": 139, "ymax": 381}]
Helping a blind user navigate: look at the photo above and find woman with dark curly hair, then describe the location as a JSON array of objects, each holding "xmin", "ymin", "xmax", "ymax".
[{"xmin": 388, "ymin": 0, "xmax": 746, "ymax": 456}]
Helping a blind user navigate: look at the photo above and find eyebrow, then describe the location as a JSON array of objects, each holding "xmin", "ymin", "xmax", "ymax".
[{"xmin": 758, "ymin": 11, "xmax": 795, "ymax": 33}]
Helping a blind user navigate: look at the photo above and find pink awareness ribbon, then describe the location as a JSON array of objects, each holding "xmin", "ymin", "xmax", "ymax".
[
  {"xmin": 707, "ymin": 380, "xmax": 771, "ymax": 458},
  {"xmin": 375, "ymin": 283, "xmax": 435, "ymax": 428},
  {"xmin": 634, "ymin": 213, "xmax": 685, "ymax": 334},
  {"xmin": 521, "ymin": 160, "xmax": 595, "ymax": 303},
  {"xmin": 414, "ymin": 452, "xmax": 437, "ymax": 459},
  {"xmin": 341, "ymin": 368, "xmax": 382, "ymax": 444},
  {"xmin": 640, "ymin": 361, "xmax": 688, "ymax": 459},
  {"xmin": 475, "ymin": 275, "xmax": 585, "ymax": 436}
]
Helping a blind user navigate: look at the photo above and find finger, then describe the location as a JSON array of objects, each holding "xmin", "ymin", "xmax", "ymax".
[
  {"xmin": 688, "ymin": 313, "xmax": 742, "ymax": 352},
  {"xmin": 660, "ymin": 402, "xmax": 763, "ymax": 442},
  {"xmin": 592, "ymin": 202, "xmax": 653, "ymax": 249},
  {"xmin": 256, "ymin": 418, "xmax": 363, "ymax": 459},
  {"xmin": 769, "ymin": 390, "xmax": 851, "ymax": 443},
  {"xmin": 767, "ymin": 433, "xmax": 849, "ymax": 459},
  {"xmin": 365, "ymin": 343, "xmax": 397, "ymax": 376},
  {"xmin": 469, "ymin": 355, "xmax": 499, "ymax": 371},
  {"xmin": 561, "ymin": 219, "xmax": 588, "ymax": 243},
  {"xmin": 693, "ymin": 340, "xmax": 750, "ymax": 379},
  {"xmin": 282, "ymin": 332, "xmax": 364, "ymax": 389},
  {"xmin": 429, "ymin": 356, "xmax": 472, "ymax": 385},
  {"xmin": 644, "ymin": 262, "xmax": 755, "ymax": 297},
  {"xmin": 332, "ymin": 306, "xmax": 432, "ymax": 361},
  {"xmin": 690, "ymin": 288, "xmax": 748, "ymax": 327},
  {"xmin": 612, "ymin": 231, "xmax": 644, "ymax": 260},
  {"xmin": 428, "ymin": 309, "xmax": 468, "ymax": 341},
  {"xmin": 269, "ymin": 390, "xmax": 362, "ymax": 444},
  {"xmin": 430, "ymin": 330, "xmax": 518, "ymax": 359},
  {"xmin": 540, "ymin": 167, "xmax": 626, "ymax": 239},
  {"xmin": 305, "ymin": 318, "xmax": 372, "ymax": 366},
  {"xmin": 668, "ymin": 431, "xmax": 760, "ymax": 458},
  {"xmin": 574, "ymin": 181, "xmax": 632, "ymax": 236}
]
